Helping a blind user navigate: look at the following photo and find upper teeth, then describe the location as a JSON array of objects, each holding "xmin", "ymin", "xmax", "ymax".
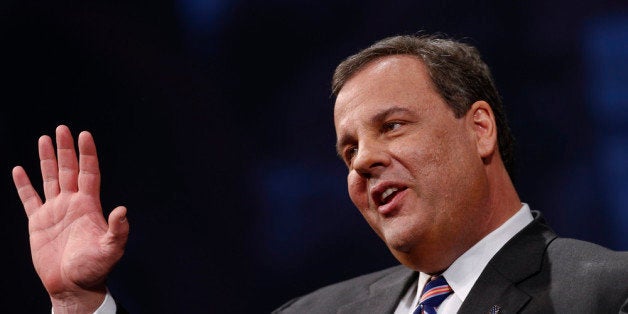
[{"xmin": 381, "ymin": 187, "xmax": 398, "ymax": 201}]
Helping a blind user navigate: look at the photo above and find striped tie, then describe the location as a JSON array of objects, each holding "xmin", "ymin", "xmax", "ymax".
[{"xmin": 413, "ymin": 275, "xmax": 453, "ymax": 314}]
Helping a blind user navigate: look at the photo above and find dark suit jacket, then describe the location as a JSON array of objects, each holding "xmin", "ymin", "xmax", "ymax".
[{"xmin": 274, "ymin": 211, "xmax": 628, "ymax": 313}]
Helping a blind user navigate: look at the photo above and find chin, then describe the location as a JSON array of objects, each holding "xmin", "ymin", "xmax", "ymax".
[
  {"xmin": 388, "ymin": 246, "xmax": 422, "ymax": 270},
  {"xmin": 382, "ymin": 230, "xmax": 429, "ymax": 270},
  {"xmin": 382, "ymin": 231, "xmax": 416, "ymax": 254}
]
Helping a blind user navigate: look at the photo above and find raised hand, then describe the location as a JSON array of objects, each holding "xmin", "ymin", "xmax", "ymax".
[{"xmin": 12, "ymin": 125, "xmax": 129, "ymax": 314}]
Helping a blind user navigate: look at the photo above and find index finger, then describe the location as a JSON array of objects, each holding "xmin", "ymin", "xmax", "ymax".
[
  {"xmin": 12, "ymin": 166, "xmax": 43, "ymax": 217},
  {"xmin": 77, "ymin": 130, "xmax": 101, "ymax": 196}
]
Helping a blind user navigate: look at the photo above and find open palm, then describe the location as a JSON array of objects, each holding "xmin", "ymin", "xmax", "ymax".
[{"xmin": 12, "ymin": 125, "xmax": 128, "ymax": 307}]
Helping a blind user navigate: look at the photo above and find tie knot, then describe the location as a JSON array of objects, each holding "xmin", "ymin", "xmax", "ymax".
[{"xmin": 415, "ymin": 275, "xmax": 453, "ymax": 314}]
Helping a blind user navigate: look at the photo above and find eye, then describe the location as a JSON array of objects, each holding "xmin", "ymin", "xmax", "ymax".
[
  {"xmin": 344, "ymin": 146, "xmax": 358, "ymax": 164},
  {"xmin": 382, "ymin": 121, "xmax": 403, "ymax": 132}
]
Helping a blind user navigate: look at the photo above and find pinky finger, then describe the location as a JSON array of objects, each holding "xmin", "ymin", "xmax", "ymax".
[{"xmin": 12, "ymin": 166, "xmax": 43, "ymax": 217}]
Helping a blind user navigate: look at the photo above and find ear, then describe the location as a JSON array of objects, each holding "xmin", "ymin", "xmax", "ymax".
[{"xmin": 467, "ymin": 101, "xmax": 497, "ymax": 159}]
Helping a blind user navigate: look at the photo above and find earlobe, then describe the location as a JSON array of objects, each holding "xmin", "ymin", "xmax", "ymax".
[{"xmin": 470, "ymin": 101, "xmax": 497, "ymax": 159}]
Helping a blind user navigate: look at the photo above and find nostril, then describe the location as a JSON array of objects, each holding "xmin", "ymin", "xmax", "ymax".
[
  {"xmin": 356, "ymin": 168, "xmax": 372, "ymax": 179},
  {"xmin": 352, "ymin": 145, "xmax": 389, "ymax": 176},
  {"xmin": 369, "ymin": 161, "xmax": 385, "ymax": 168},
  {"xmin": 355, "ymin": 161, "xmax": 386, "ymax": 179}
]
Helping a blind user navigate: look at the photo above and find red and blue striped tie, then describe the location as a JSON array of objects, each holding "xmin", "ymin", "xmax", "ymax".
[{"xmin": 413, "ymin": 275, "xmax": 453, "ymax": 314}]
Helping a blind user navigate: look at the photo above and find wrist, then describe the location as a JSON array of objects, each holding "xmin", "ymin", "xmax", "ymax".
[{"xmin": 50, "ymin": 287, "xmax": 107, "ymax": 314}]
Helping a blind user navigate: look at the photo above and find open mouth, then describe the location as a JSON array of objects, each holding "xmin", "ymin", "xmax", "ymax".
[{"xmin": 374, "ymin": 185, "xmax": 408, "ymax": 206}]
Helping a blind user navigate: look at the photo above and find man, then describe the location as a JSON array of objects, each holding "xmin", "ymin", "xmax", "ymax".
[
  {"xmin": 273, "ymin": 35, "xmax": 628, "ymax": 313},
  {"xmin": 12, "ymin": 34, "xmax": 628, "ymax": 313}
]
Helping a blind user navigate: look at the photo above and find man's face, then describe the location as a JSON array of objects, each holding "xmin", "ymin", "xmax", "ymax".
[{"xmin": 334, "ymin": 55, "xmax": 490, "ymax": 272}]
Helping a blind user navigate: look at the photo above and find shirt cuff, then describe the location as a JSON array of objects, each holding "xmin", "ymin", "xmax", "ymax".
[
  {"xmin": 94, "ymin": 289, "xmax": 117, "ymax": 314},
  {"xmin": 50, "ymin": 288, "xmax": 117, "ymax": 314}
]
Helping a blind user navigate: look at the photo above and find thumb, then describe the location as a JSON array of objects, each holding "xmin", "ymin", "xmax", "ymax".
[{"xmin": 106, "ymin": 206, "xmax": 129, "ymax": 248}]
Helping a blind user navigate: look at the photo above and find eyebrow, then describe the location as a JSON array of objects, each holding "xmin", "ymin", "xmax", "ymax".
[{"xmin": 335, "ymin": 106, "xmax": 414, "ymax": 157}]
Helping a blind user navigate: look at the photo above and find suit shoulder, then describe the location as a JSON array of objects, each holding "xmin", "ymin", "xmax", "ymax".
[
  {"xmin": 548, "ymin": 238, "xmax": 628, "ymax": 262},
  {"xmin": 273, "ymin": 265, "xmax": 412, "ymax": 314},
  {"xmin": 547, "ymin": 237, "xmax": 628, "ymax": 279}
]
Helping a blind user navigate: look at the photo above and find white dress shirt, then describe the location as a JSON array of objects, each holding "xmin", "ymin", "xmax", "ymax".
[{"xmin": 394, "ymin": 203, "xmax": 534, "ymax": 314}]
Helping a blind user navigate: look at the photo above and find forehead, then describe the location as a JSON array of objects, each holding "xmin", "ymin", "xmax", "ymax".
[{"xmin": 333, "ymin": 55, "xmax": 440, "ymax": 130}]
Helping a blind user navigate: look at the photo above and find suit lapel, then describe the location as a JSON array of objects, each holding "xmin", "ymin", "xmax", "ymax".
[
  {"xmin": 458, "ymin": 211, "xmax": 557, "ymax": 313},
  {"xmin": 339, "ymin": 266, "xmax": 417, "ymax": 314}
]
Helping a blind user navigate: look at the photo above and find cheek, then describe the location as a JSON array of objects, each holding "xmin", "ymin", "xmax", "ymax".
[
  {"xmin": 396, "ymin": 133, "xmax": 465, "ymax": 200},
  {"xmin": 347, "ymin": 171, "xmax": 383, "ymax": 238},
  {"xmin": 395, "ymin": 139, "xmax": 443, "ymax": 182},
  {"xmin": 347, "ymin": 171, "xmax": 368, "ymax": 209},
  {"xmin": 404, "ymin": 130, "xmax": 482, "ymax": 206}
]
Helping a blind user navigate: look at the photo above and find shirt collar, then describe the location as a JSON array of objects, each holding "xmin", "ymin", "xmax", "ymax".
[{"xmin": 440, "ymin": 203, "xmax": 533, "ymax": 302}]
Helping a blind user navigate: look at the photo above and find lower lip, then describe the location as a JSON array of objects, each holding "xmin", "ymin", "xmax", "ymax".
[{"xmin": 377, "ymin": 189, "xmax": 408, "ymax": 215}]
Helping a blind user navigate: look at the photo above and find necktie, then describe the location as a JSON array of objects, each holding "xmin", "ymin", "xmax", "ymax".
[{"xmin": 413, "ymin": 275, "xmax": 453, "ymax": 314}]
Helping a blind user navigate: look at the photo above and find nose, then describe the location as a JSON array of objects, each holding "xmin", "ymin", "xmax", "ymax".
[{"xmin": 352, "ymin": 140, "xmax": 390, "ymax": 178}]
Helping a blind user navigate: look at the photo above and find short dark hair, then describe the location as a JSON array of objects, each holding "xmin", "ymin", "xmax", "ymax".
[{"xmin": 332, "ymin": 34, "xmax": 516, "ymax": 177}]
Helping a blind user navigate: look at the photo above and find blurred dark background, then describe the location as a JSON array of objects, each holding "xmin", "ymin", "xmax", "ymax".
[{"xmin": 2, "ymin": 0, "xmax": 627, "ymax": 313}]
